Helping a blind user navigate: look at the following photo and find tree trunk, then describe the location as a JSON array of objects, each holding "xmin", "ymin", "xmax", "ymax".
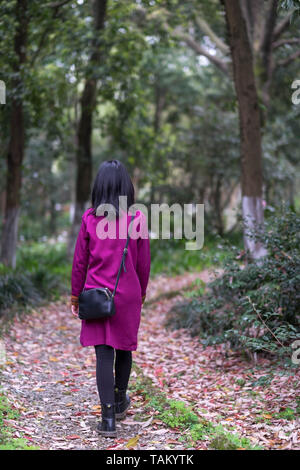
[
  {"xmin": 67, "ymin": 0, "xmax": 107, "ymax": 258},
  {"xmin": 252, "ymin": 0, "xmax": 278, "ymax": 113},
  {"xmin": 214, "ymin": 176, "xmax": 224, "ymax": 236},
  {"xmin": 223, "ymin": 0, "xmax": 267, "ymax": 260},
  {"xmin": 132, "ymin": 166, "xmax": 142, "ymax": 199},
  {"xmin": 1, "ymin": 0, "xmax": 28, "ymax": 269},
  {"xmin": 149, "ymin": 84, "xmax": 166, "ymax": 205},
  {"xmin": 48, "ymin": 198, "xmax": 57, "ymax": 235},
  {"xmin": 0, "ymin": 190, "xmax": 6, "ymax": 216}
]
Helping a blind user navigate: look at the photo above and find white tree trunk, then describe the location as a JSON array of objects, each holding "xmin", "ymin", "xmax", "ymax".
[{"xmin": 242, "ymin": 196, "xmax": 267, "ymax": 260}]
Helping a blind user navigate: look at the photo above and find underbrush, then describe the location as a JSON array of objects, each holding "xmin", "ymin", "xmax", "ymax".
[
  {"xmin": 0, "ymin": 242, "xmax": 70, "ymax": 331},
  {"xmin": 150, "ymin": 232, "xmax": 242, "ymax": 277},
  {"xmin": 165, "ymin": 209, "xmax": 300, "ymax": 362}
]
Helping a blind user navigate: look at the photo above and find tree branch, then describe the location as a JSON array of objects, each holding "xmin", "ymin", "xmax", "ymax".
[
  {"xmin": 194, "ymin": 16, "xmax": 230, "ymax": 55},
  {"xmin": 276, "ymin": 49, "xmax": 300, "ymax": 67},
  {"xmin": 146, "ymin": 10, "xmax": 230, "ymax": 76},
  {"xmin": 260, "ymin": 0, "xmax": 278, "ymax": 81},
  {"xmin": 42, "ymin": 0, "xmax": 72, "ymax": 7},
  {"xmin": 261, "ymin": 0, "xmax": 278, "ymax": 56},
  {"xmin": 33, "ymin": 0, "xmax": 75, "ymax": 66},
  {"xmin": 30, "ymin": 4, "xmax": 65, "ymax": 66},
  {"xmin": 172, "ymin": 27, "xmax": 230, "ymax": 76},
  {"xmin": 273, "ymin": 37, "xmax": 300, "ymax": 48},
  {"xmin": 273, "ymin": 10, "xmax": 295, "ymax": 40}
]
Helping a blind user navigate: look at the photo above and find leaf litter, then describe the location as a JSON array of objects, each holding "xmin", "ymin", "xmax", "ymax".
[{"xmin": 0, "ymin": 269, "xmax": 299, "ymax": 450}]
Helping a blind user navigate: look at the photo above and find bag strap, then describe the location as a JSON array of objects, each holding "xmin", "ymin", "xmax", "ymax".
[{"xmin": 112, "ymin": 213, "xmax": 135, "ymax": 298}]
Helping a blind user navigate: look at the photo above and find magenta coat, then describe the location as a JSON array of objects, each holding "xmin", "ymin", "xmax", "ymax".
[{"xmin": 71, "ymin": 208, "xmax": 151, "ymax": 351}]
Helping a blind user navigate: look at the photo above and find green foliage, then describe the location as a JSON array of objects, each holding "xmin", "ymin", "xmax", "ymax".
[
  {"xmin": 150, "ymin": 233, "xmax": 240, "ymax": 277},
  {"xmin": 273, "ymin": 407, "xmax": 298, "ymax": 421},
  {"xmin": 189, "ymin": 422, "xmax": 214, "ymax": 441},
  {"xmin": 209, "ymin": 425, "xmax": 262, "ymax": 450},
  {"xmin": 16, "ymin": 241, "xmax": 71, "ymax": 292},
  {"xmin": 0, "ymin": 392, "xmax": 39, "ymax": 450},
  {"xmin": 250, "ymin": 374, "xmax": 274, "ymax": 388},
  {"xmin": 131, "ymin": 361, "xmax": 261, "ymax": 448},
  {"xmin": 1, "ymin": 0, "xmax": 299, "ymax": 247},
  {"xmin": 0, "ymin": 265, "xmax": 41, "ymax": 312},
  {"xmin": 131, "ymin": 362, "xmax": 214, "ymax": 444},
  {"xmin": 0, "ymin": 242, "xmax": 70, "ymax": 324},
  {"xmin": 254, "ymin": 403, "xmax": 299, "ymax": 423},
  {"xmin": 279, "ymin": 0, "xmax": 300, "ymax": 15},
  {"xmin": 159, "ymin": 400, "xmax": 199, "ymax": 429},
  {"xmin": 166, "ymin": 209, "xmax": 300, "ymax": 360}
]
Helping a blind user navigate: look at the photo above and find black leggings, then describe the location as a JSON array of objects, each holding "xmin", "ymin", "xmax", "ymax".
[{"xmin": 94, "ymin": 344, "xmax": 132, "ymax": 404}]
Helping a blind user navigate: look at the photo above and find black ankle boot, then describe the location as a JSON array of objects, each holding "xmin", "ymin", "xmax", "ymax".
[
  {"xmin": 114, "ymin": 386, "xmax": 131, "ymax": 420},
  {"xmin": 97, "ymin": 403, "xmax": 117, "ymax": 438}
]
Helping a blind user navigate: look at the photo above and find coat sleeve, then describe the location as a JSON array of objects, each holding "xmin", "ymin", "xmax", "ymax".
[
  {"xmin": 71, "ymin": 213, "xmax": 90, "ymax": 297},
  {"xmin": 136, "ymin": 214, "xmax": 151, "ymax": 299}
]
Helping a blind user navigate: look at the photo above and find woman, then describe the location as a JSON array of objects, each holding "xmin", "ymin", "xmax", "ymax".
[{"xmin": 70, "ymin": 160, "xmax": 151, "ymax": 438}]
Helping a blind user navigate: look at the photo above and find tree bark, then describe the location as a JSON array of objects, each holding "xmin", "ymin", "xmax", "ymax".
[
  {"xmin": 1, "ymin": 0, "xmax": 28, "ymax": 268},
  {"xmin": 67, "ymin": 0, "xmax": 107, "ymax": 258},
  {"xmin": 214, "ymin": 176, "xmax": 224, "ymax": 237},
  {"xmin": 223, "ymin": 0, "xmax": 267, "ymax": 261},
  {"xmin": 256, "ymin": 0, "xmax": 278, "ymax": 110},
  {"xmin": 149, "ymin": 83, "xmax": 166, "ymax": 205}
]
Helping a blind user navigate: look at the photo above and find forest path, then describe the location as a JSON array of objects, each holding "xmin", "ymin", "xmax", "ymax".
[{"xmin": 1, "ymin": 269, "xmax": 299, "ymax": 450}]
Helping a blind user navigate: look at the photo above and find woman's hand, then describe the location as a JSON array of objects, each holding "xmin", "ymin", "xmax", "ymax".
[
  {"xmin": 71, "ymin": 304, "xmax": 79, "ymax": 318},
  {"xmin": 71, "ymin": 295, "xmax": 79, "ymax": 318}
]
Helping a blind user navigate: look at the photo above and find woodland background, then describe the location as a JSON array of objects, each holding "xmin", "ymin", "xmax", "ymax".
[{"xmin": 0, "ymin": 0, "xmax": 299, "ymax": 451}]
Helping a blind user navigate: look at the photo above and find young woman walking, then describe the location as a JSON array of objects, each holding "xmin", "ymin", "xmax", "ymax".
[{"xmin": 70, "ymin": 160, "xmax": 151, "ymax": 438}]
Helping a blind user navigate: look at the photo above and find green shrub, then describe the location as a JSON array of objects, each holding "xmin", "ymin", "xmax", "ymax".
[
  {"xmin": 0, "ymin": 242, "xmax": 71, "ymax": 322},
  {"xmin": 150, "ymin": 233, "xmax": 242, "ymax": 277},
  {"xmin": 159, "ymin": 400, "xmax": 199, "ymax": 429},
  {"xmin": 210, "ymin": 425, "xmax": 262, "ymax": 450},
  {"xmin": 0, "ymin": 267, "xmax": 41, "ymax": 313},
  {"xmin": 166, "ymin": 208, "xmax": 300, "ymax": 361}
]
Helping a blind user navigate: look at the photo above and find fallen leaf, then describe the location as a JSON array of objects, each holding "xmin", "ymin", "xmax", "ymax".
[
  {"xmin": 125, "ymin": 435, "xmax": 140, "ymax": 449},
  {"xmin": 49, "ymin": 356, "xmax": 59, "ymax": 362}
]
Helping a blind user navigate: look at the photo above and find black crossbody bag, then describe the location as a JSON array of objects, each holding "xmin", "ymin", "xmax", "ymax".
[{"xmin": 78, "ymin": 214, "xmax": 135, "ymax": 321}]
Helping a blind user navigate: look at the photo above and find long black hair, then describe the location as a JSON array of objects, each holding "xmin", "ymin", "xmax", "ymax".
[{"xmin": 90, "ymin": 160, "xmax": 135, "ymax": 217}]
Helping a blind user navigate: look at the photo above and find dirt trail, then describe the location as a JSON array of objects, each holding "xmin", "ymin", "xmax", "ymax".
[{"xmin": 1, "ymin": 269, "xmax": 299, "ymax": 450}]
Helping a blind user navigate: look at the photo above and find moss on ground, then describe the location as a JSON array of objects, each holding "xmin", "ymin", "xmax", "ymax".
[{"xmin": 131, "ymin": 362, "xmax": 262, "ymax": 450}]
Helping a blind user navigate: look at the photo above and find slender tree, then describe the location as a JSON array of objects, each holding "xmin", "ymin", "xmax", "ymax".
[
  {"xmin": 157, "ymin": 0, "xmax": 299, "ymax": 259},
  {"xmin": 0, "ymin": 0, "xmax": 76, "ymax": 267},
  {"xmin": 223, "ymin": 0, "xmax": 267, "ymax": 259},
  {"xmin": 67, "ymin": 0, "xmax": 108, "ymax": 257},
  {"xmin": 1, "ymin": 0, "xmax": 28, "ymax": 268}
]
